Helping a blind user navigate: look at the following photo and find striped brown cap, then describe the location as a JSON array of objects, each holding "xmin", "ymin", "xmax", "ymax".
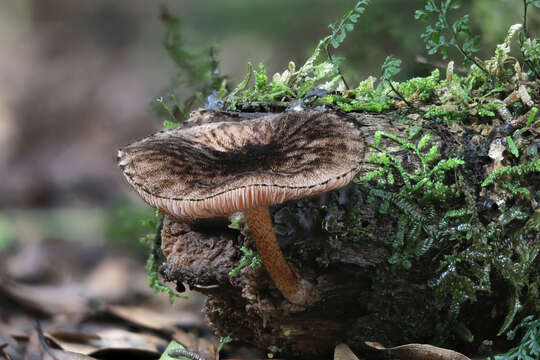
[{"xmin": 118, "ymin": 111, "xmax": 365, "ymax": 219}]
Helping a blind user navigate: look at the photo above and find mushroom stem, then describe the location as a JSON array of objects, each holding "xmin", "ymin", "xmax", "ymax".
[{"xmin": 243, "ymin": 206, "xmax": 320, "ymax": 306}]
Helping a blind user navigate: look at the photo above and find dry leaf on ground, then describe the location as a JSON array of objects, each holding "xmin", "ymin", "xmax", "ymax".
[
  {"xmin": 365, "ymin": 341, "xmax": 471, "ymax": 360},
  {"xmin": 334, "ymin": 343, "xmax": 360, "ymax": 360}
]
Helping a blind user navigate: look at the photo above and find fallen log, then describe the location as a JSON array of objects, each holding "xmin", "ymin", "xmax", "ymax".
[{"xmin": 154, "ymin": 109, "xmax": 539, "ymax": 357}]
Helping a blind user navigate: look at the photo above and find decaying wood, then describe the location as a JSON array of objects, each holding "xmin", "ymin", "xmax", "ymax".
[{"xmin": 157, "ymin": 109, "xmax": 535, "ymax": 358}]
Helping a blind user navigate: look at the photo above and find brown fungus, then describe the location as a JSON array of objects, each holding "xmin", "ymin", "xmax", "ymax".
[{"xmin": 117, "ymin": 111, "xmax": 365, "ymax": 306}]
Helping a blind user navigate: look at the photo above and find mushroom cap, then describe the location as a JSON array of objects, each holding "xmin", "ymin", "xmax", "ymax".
[{"xmin": 118, "ymin": 111, "xmax": 365, "ymax": 218}]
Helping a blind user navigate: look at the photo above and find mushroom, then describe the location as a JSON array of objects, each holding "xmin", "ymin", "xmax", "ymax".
[{"xmin": 117, "ymin": 111, "xmax": 365, "ymax": 306}]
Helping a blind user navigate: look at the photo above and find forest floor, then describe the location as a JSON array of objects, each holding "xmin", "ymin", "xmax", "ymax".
[{"xmin": 0, "ymin": 230, "xmax": 269, "ymax": 360}]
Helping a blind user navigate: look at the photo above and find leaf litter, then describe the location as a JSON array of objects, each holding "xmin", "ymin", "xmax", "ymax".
[{"xmin": 0, "ymin": 238, "xmax": 228, "ymax": 360}]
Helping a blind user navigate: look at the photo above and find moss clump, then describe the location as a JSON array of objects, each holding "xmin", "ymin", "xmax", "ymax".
[
  {"xmin": 398, "ymin": 69, "xmax": 440, "ymax": 102},
  {"xmin": 228, "ymin": 246, "xmax": 262, "ymax": 277}
]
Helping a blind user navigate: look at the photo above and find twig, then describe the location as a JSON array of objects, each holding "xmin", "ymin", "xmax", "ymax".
[
  {"xmin": 33, "ymin": 321, "xmax": 59, "ymax": 360},
  {"xmin": 326, "ymin": 47, "xmax": 350, "ymax": 90},
  {"xmin": 386, "ymin": 81, "xmax": 427, "ymax": 118},
  {"xmin": 523, "ymin": 0, "xmax": 529, "ymax": 38},
  {"xmin": 388, "ymin": 82, "xmax": 413, "ymax": 108},
  {"xmin": 0, "ymin": 343, "xmax": 13, "ymax": 360}
]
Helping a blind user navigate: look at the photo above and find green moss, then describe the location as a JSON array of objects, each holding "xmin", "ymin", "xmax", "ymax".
[
  {"xmin": 229, "ymin": 246, "xmax": 262, "ymax": 277},
  {"xmin": 332, "ymin": 77, "xmax": 394, "ymax": 112},
  {"xmin": 345, "ymin": 117, "xmax": 539, "ymax": 345},
  {"xmin": 424, "ymin": 107, "xmax": 470, "ymax": 123},
  {"xmin": 482, "ymin": 158, "xmax": 540, "ymax": 188},
  {"xmin": 398, "ymin": 69, "xmax": 439, "ymax": 101}
]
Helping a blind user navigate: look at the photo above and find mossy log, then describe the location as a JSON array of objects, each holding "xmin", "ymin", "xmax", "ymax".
[{"xmin": 159, "ymin": 109, "xmax": 539, "ymax": 358}]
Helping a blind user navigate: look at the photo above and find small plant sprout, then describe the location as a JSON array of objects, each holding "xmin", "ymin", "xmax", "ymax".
[
  {"xmin": 228, "ymin": 213, "xmax": 244, "ymax": 232},
  {"xmin": 228, "ymin": 246, "xmax": 262, "ymax": 277},
  {"xmin": 514, "ymin": 106, "xmax": 538, "ymax": 138},
  {"xmin": 217, "ymin": 336, "xmax": 232, "ymax": 353}
]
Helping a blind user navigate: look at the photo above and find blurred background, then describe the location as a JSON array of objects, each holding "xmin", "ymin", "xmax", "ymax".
[{"xmin": 0, "ymin": 0, "xmax": 537, "ymax": 279}]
